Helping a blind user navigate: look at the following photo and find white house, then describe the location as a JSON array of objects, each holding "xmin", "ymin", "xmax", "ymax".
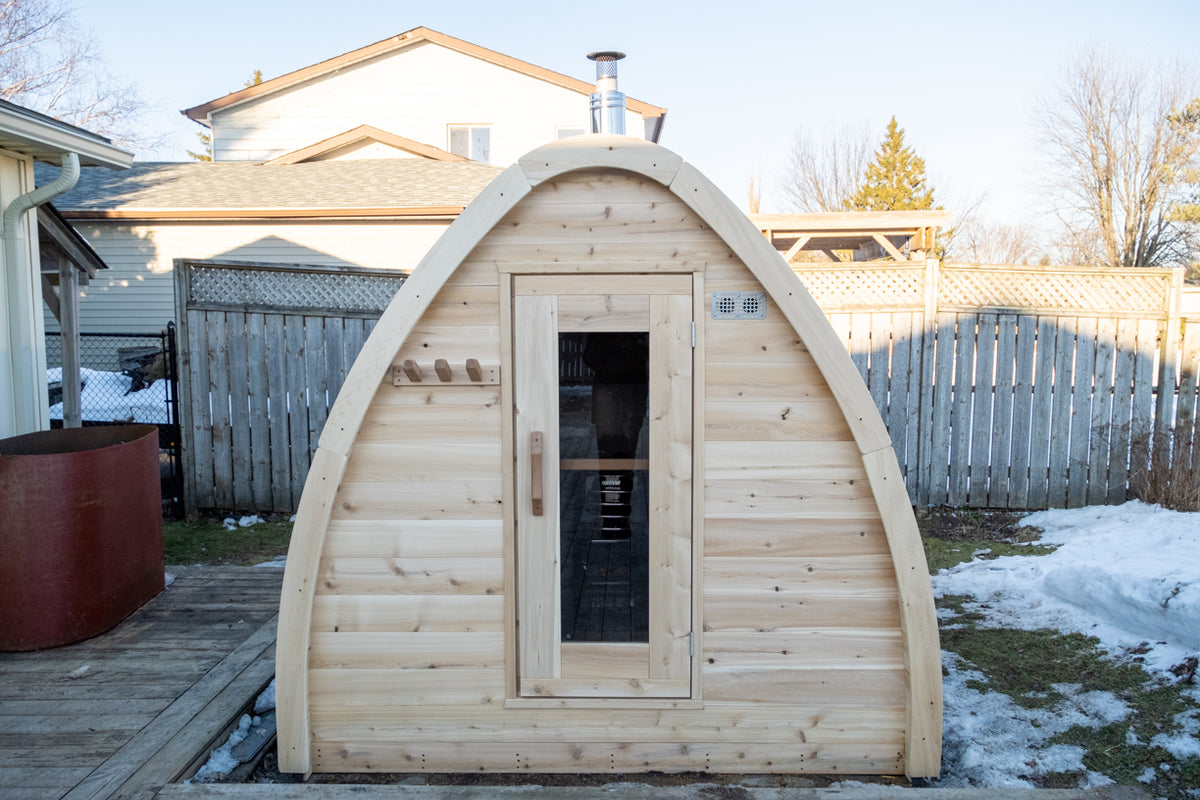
[
  {"xmin": 49, "ymin": 28, "xmax": 667, "ymax": 335},
  {"xmin": 0, "ymin": 100, "xmax": 131, "ymax": 438},
  {"xmin": 182, "ymin": 26, "xmax": 666, "ymax": 164}
]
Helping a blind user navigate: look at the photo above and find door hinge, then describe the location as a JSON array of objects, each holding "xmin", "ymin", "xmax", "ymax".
[
  {"xmin": 689, "ymin": 631, "xmax": 695, "ymax": 656},
  {"xmin": 691, "ymin": 321, "xmax": 696, "ymax": 348}
]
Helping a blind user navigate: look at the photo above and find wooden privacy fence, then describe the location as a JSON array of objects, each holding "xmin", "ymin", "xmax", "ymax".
[
  {"xmin": 177, "ymin": 257, "xmax": 1197, "ymax": 513},
  {"xmin": 796, "ymin": 260, "xmax": 1199, "ymax": 509},
  {"xmin": 175, "ymin": 259, "xmax": 402, "ymax": 513}
]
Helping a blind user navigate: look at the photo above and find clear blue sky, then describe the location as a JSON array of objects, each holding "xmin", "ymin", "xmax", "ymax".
[{"xmin": 77, "ymin": 0, "xmax": 1200, "ymax": 226}]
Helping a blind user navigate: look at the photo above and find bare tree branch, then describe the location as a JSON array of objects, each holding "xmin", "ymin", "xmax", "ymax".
[
  {"xmin": 951, "ymin": 218, "xmax": 1042, "ymax": 265},
  {"xmin": 777, "ymin": 121, "xmax": 873, "ymax": 212},
  {"xmin": 1036, "ymin": 47, "xmax": 1200, "ymax": 266},
  {"xmin": 0, "ymin": 0, "xmax": 153, "ymax": 150}
]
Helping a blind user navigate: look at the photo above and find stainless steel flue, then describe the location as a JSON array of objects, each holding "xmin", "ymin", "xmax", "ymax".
[{"xmin": 587, "ymin": 51, "xmax": 626, "ymax": 135}]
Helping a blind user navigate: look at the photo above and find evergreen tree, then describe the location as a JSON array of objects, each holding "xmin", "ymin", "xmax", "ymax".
[
  {"xmin": 1167, "ymin": 99, "xmax": 1200, "ymax": 226},
  {"xmin": 845, "ymin": 117, "xmax": 935, "ymax": 211}
]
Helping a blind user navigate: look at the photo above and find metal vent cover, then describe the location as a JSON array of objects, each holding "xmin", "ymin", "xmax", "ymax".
[{"xmin": 711, "ymin": 291, "xmax": 767, "ymax": 319}]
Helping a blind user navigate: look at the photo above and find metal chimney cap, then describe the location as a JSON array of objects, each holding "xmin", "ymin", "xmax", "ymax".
[{"xmin": 587, "ymin": 51, "xmax": 626, "ymax": 62}]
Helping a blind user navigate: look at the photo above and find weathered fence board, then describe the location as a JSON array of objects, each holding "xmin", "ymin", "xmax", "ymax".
[
  {"xmin": 176, "ymin": 259, "xmax": 403, "ymax": 513},
  {"xmin": 796, "ymin": 261, "xmax": 1195, "ymax": 510},
  {"xmin": 1007, "ymin": 315, "xmax": 1036, "ymax": 509}
]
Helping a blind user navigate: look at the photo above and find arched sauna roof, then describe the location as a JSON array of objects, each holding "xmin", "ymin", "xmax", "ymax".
[{"xmin": 277, "ymin": 135, "xmax": 941, "ymax": 777}]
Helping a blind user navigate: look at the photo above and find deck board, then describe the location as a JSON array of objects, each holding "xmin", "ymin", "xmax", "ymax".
[{"xmin": 0, "ymin": 566, "xmax": 283, "ymax": 800}]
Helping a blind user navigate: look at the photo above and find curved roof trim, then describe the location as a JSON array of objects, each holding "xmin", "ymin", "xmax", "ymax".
[
  {"xmin": 316, "ymin": 134, "xmax": 890, "ymax": 459},
  {"xmin": 276, "ymin": 135, "xmax": 939, "ymax": 777}
]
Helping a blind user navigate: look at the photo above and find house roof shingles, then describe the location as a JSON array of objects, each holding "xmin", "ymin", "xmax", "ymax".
[{"xmin": 48, "ymin": 158, "xmax": 504, "ymax": 220}]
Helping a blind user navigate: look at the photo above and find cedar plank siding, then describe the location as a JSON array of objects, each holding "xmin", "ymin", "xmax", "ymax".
[{"xmin": 302, "ymin": 168, "xmax": 911, "ymax": 774}]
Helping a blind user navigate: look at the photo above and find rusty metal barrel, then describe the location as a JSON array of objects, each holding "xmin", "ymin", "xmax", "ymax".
[{"xmin": 0, "ymin": 424, "xmax": 164, "ymax": 650}]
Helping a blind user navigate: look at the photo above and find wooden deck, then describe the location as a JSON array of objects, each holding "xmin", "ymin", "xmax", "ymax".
[{"xmin": 0, "ymin": 565, "xmax": 283, "ymax": 800}]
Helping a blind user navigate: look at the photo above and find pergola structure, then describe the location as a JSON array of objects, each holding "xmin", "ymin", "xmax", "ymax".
[
  {"xmin": 750, "ymin": 210, "xmax": 949, "ymax": 262},
  {"xmin": 38, "ymin": 204, "xmax": 110, "ymax": 427}
]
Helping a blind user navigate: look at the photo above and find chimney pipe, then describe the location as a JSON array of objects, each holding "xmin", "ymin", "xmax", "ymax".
[{"xmin": 587, "ymin": 51, "xmax": 626, "ymax": 135}]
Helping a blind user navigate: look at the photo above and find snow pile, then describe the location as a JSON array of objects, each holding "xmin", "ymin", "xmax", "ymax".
[
  {"xmin": 932, "ymin": 501, "xmax": 1200, "ymax": 788},
  {"xmin": 47, "ymin": 367, "xmax": 169, "ymax": 424},
  {"xmin": 935, "ymin": 501, "xmax": 1200, "ymax": 676}
]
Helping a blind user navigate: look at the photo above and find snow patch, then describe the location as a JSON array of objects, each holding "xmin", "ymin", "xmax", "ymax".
[
  {"xmin": 932, "ymin": 501, "xmax": 1200, "ymax": 788},
  {"xmin": 47, "ymin": 367, "xmax": 168, "ymax": 424},
  {"xmin": 935, "ymin": 500, "xmax": 1200, "ymax": 678},
  {"xmin": 1151, "ymin": 702, "xmax": 1200, "ymax": 759},
  {"xmin": 254, "ymin": 679, "xmax": 276, "ymax": 714},
  {"xmin": 934, "ymin": 652, "xmax": 1130, "ymax": 787},
  {"xmin": 188, "ymin": 681, "xmax": 277, "ymax": 783},
  {"xmin": 189, "ymin": 714, "xmax": 254, "ymax": 783}
]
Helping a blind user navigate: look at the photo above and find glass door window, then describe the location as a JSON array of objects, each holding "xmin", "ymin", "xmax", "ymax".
[
  {"xmin": 559, "ymin": 331, "xmax": 650, "ymax": 643},
  {"xmin": 513, "ymin": 275, "xmax": 693, "ymax": 699}
]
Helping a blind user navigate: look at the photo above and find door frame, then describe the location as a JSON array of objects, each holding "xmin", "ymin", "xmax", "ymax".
[{"xmin": 501, "ymin": 272, "xmax": 705, "ymax": 705}]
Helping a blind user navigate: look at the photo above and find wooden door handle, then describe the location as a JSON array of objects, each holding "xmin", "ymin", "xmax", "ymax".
[{"xmin": 530, "ymin": 431, "xmax": 544, "ymax": 516}]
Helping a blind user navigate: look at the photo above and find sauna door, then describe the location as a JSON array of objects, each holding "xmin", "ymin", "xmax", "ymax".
[{"xmin": 513, "ymin": 274, "xmax": 693, "ymax": 698}]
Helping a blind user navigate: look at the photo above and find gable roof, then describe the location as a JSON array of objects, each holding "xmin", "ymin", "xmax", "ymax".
[
  {"xmin": 47, "ymin": 158, "xmax": 503, "ymax": 221},
  {"xmin": 263, "ymin": 125, "xmax": 468, "ymax": 165},
  {"xmin": 182, "ymin": 27, "xmax": 667, "ymax": 137}
]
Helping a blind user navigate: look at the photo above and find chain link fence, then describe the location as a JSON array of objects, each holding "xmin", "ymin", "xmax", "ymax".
[{"xmin": 45, "ymin": 324, "xmax": 183, "ymax": 517}]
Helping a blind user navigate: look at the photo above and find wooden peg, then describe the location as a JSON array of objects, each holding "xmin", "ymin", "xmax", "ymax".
[
  {"xmin": 435, "ymin": 359, "xmax": 452, "ymax": 382},
  {"xmin": 401, "ymin": 359, "xmax": 422, "ymax": 382},
  {"xmin": 465, "ymin": 358, "xmax": 483, "ymax": 382}
]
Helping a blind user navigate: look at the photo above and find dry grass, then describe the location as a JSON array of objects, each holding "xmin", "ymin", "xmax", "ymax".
[{"xmin": 1128, "ymin": 425, "xmax": 1200, "ymax": 512}]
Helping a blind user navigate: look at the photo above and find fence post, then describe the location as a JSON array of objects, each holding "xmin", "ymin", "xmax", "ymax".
[
  {"xmin": 165, "ymin": 321, "xmax": 184, "ymax": 517},
  {"xmin": 1154, "ymin": 267, "xmax": 1185, "ymax": 475},
  {"xmin": 173, "ymin": 258, "xmax": 199, "ymax": 518},
  {"xmin": 58, "ymin": 257, "xmax": 82, "ymax": 428},
  {"xmin": 915, "ymin": 256, "xmax": 940, "ymax": 505}
]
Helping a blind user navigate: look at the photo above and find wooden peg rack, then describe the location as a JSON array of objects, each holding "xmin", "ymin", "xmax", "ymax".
[{"xmin": 392, "ymin": 357, "xmax": 500, "ymax": 386}]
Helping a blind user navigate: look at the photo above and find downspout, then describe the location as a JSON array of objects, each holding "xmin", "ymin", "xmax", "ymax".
[{"xmin": 3, "ymin": 152, "xmax": 81, "ymax": 432}]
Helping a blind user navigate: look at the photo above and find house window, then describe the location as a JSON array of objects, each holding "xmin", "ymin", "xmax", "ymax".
[
  {"xmin": 449, "ymin": 125, "xmax": 490, "ymax": 162},
  {"xmin": 556, "ymin": 127, "xmax": 585, "ymax": 140}
]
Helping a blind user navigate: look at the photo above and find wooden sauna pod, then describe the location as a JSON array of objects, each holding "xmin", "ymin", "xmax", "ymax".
[{"xmin": 277, "ymin": 136, "xmax": 941, "ymax": 778}]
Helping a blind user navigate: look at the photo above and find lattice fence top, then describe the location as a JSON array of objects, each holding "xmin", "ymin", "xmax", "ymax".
[
  {"xmin": 939, "ymin": 265, "xmax": 1173, "ymax": 318},
  {"xmin": 184, "ymin": 260, "xmax": 405, "ymax": 317},
  {"xmin": 790, "ymin": 262, "xmax": 1176, "ymax": 318},
  {"xmin": 792, "ymin": 265, "xmax": 924, "ymax": 311}
]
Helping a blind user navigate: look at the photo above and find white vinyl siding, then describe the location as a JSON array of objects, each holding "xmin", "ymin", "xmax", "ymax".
[
  {"xmin": 209, "ymin": 43, "xmax": 632, "ymax": 165},
  {"xmin": 46, "ymin": 221, "xmax": 451, "ymax": 334}
]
